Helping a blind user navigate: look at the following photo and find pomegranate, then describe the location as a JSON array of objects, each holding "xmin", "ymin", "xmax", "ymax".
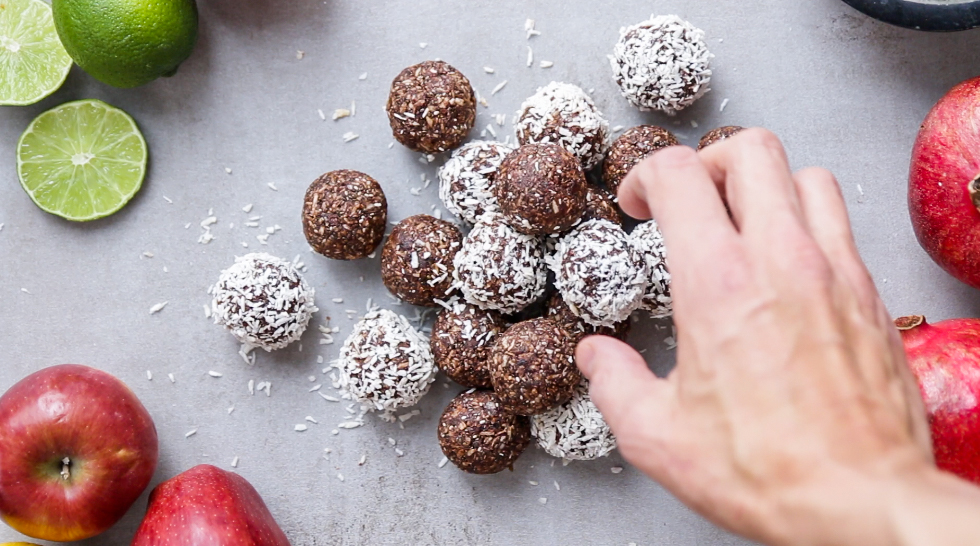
[
  {"xmin": 909, "ymin": 76, "xmax": 980, "ymax": 289},
  {"xmin": 896, "ymin": 315, "xmax": 980, "ymax": 484}
]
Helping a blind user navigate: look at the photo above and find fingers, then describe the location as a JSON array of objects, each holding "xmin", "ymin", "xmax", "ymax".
[
  {"xmin": 577, "ymin": 336, "xmax": 675, "ymax": 437},
  {"xmin": 618, "ymin": 146, "xmax": 739, "ymax": 274}
]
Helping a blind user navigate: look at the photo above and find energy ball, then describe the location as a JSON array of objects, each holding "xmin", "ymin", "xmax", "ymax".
[
  {"xmin": 337, "ymin": 309, "xmax": 436, "ymax": 416},
  {"xmin": 603, "ymin": 126, "xmax": 679, "ymax": 195},
  {"xmin": 452, "ymin": 215, "xmax": 548, "ymax": 314},
  {"xmin": 210, "ymin": 253, "xmax": 318, "ymax": 353},
  {"xmin": 386, "ymin": 60, "xmax": 476, "ymax": 154},
  {"xmin": 531, "ymin": 380, "xmax": 616, "ymax": 461},
  {"xmin": 431, "ymin": 301, "xmax": 507, "ymax": 389},
  {"xmin": 489, "ymin": 318, "xmax": 581, "ymax": 416},
  {"xmin": 303, "ymin": 170, "xmax": 387, "ymax": 260},
  {"xmin": 381, "ymin": 215, "xmax": 463, "ymax": 307},
  {"xmin": 609, "ymin": 15, "xmax": 712, "ymax": 115},
  {"xmin": 495, "ymin": 143, "xmax": 588, "ymax": 236},
  {"xmin": 546, "ymin": 292, "xmax": 630, "ymax": 344},
  {"xmin": 438, "ymin": 140, "xmax": 515, "ymax": 225},
  {"xmin": 438, "ymin": 390, "xmax": 532, "ymax": 474},
  {"xmin": 548, "ymin": 220, "xmax": 649, "ymax": 328},
  {"xmin": 515, "ymin": 82, "xmax": 610, "ymax": 171},
  {"xmin": 583, "ymin": 185, "xmax": 623, "ymax": 227},
  {"xmin": 698, "ymin": 125, "xmax": 746, "ymax": 150},
  {"xmin": 631, "ymin": 220, "xmax": 672, "ymax": 318}
]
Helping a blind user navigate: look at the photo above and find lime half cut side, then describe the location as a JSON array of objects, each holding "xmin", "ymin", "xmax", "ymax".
[
  {"xmin": 17, "ymin": 99, "xmax": 147, "ymax": 221},
  {"xmin": 0, "ymin": 0, "xmax": 73, "ymax": 105}
]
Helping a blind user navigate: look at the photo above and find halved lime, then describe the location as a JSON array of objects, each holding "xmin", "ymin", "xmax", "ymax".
[
  {"xmin": 0, "ymin": 0, "xmax": 73, "ymax": 105},
  {"xmin": 17, "ymin": 99, "xmax": 147, "ymax": 221}
]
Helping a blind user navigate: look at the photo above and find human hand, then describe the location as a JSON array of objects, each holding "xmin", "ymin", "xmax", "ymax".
[{"xmin": 577, "ymin": 129, "xmax": 935, "ymax": 546}]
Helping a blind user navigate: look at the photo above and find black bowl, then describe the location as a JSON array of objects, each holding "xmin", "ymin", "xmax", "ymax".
[{"xmin": 842, "ymin": 0, "xmax": 980, "ymax": 31}]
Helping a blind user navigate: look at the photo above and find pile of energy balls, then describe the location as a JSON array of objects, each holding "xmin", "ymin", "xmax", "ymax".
[{"xmin": 208, "ymin": 14, "xmax": 745, "ymax": 474}]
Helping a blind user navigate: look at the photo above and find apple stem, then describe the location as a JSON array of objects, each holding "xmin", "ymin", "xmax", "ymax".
[
  {"xmin": 60, "ymin": 457, "xmax": 70, "ymax": 481},
  {"xmin": 970, "ymin": 175, "xmax": 980, "ymax": 213}
]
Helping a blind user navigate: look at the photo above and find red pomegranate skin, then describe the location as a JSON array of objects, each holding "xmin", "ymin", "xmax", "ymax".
[
  {"xmin": 896, "ymin": 316, "xmax": 980, "ymax": 484},
  {"xmin": 909, "ymin": 76, "xmax": 980, "ymax": 289}
]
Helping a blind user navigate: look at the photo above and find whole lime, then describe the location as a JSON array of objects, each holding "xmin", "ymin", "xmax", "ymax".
[{"xmin": 52, "ymin": 0, "xmax": 198, "ymax": 88}]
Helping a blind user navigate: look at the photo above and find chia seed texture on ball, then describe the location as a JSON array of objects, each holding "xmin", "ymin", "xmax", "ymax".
[
  {"xmin": 437, "ymin": 140, "xmax": 515, "ymax": 225},
  {"xmin": 302, "ymin": 170, "xmax": 387, "ymax": 261},
  {"xmin": 515, "ymin": 82, "xmax": 610, "ymax": 170},
  {"xmin": 381, "ymin": 214, "xmax": 463, "ymax": 307},
  {"xmin": 602, "ymin": 126, "xmax": 679, "ymax": 195},
  {"xmin": 495, "ymin": 143, "xmax": 588, "ymax": 236},
  {"xmin": 431, "ymin": 301, "xmax": 507, "ymax": 389},
  {"xmin": 438, "ymin": 390, "xmax": 532, "ymax": 474},
  {"xmin": 386, "ymin": 60, "xmax": 476, "ymax": 154},
  {"xmin": 210, "ymin": 253, "xmax": 318, "ymax": 353},
  {"xmin": 609, "ymin": 14, "xmax": 712, "ymax": 115}
]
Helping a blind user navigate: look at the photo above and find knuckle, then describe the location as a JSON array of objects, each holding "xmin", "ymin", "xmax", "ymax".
[
  {"xmin": 737, "ymin": 127, "xmax": 784, "ymax": 153},
  {"xmin": 650, "ymin": 145, "xmax": 699, "ymax": 171}
]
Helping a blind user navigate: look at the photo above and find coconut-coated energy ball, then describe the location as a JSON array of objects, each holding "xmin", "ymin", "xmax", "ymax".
[
  {"xmin": 438, "ymin": 390, "xmax": 532, "ymax": 474},
  {"xmin": 515, "ymin": 82, "xmax": 610, "ymax": 170},
  {"xmin": 438, "ymin": 140, "xmax": 515, "ymax": 225},
  {"xmin": 210, "ymin": 253, "xmax": 318, "ymax": 353},
  {"xmin": 489, "ymin": 318, "xmax": 581, "ymax": 416},
  {"xmin": 431, "ymin": 301, "xmax": 507, "ymax": 389},
  {"xmin": 531, "ymin": 379, "xmax": 616, "ymax": 461},
  {"xmin": 386, "ymin": 61, "xmax": 476, "ymax": 154},
  {"xmin": 698, "ymin": 125, "xmax": 746, "ymax": 150},
  {"xmin": 381, "ymin": 215, "xmax": 463, "ymax": 307},
  {"xmin": 337, "ymin": 309, "xmax": 436, "ymax": 416},
  {"xmin": 302, "ymin": 170, "xmax": 387, "ymax": 260},
  {"xmin": 609, "ymin": 14, "xmax": 712, "ymax": 115},
  {"xmin": 545, "ymin": 292, "xmax": 630, "ymax": 344},
  {"xmin": 631, "ymin": 220, "xmax": 673, "ymax": 318},
  {"xmin": 452, "ymin": 215, "xmax": 548, "ymax": 314},
  {"xmin": 495, "ymin": 143, "xmax": 588, "ymax": 236},
  {"xmin": 602, "ymin": 126, "xmax": 679, "ymax": 195},
  {"xmin": 583, "ymin": 185, "xmax": 623, "ymax": 227},
  {"xmin": 548, "ymin": 220, "xmax": 649, "ymax": 328}
]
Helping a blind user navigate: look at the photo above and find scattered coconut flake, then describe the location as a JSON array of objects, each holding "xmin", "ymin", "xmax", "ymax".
[
  {"xmin": 248, "ymin": 379, "xmax": 255, "ymax": 395},
  {"xmin": 611, "ymin": 466, "xmax": 624, "ymax": 474},
  {"xmin": 527, "ymin": 46, "xmax": 533, "ymax": 67},
  {"xmin": 168, "ymin": 373, "xmax": 175, "ymax": 383},
  {"xmin": 491, "ymin": 80, "xmax": 508, "ymax": 95},
  {"xmin": 525, "ymin": 18, "xmax": 541, "ymax": 38},
  {"xmin": 225, "ymin": 167, "xmax": 233, "ymax": 174},
  {"xmin": 438, "ymin": 456, "xmax": 449, "ymax": 468},
  {"xmin": 296, "ymin": 50, "xmax": 305, "ymax": 59},
  {"xmin": 538, "ymin": 498, "xmax": 548, "ymax": 505},
  {"xmin": 720, "ymin": 98, "xmax": 730, "ymax": 112},
  {"xmin": 331, "ymin": 429, "xmax": 340, "ymax": 435},
  {"xmin": 529, "ymin": 480, "xmax": 539, "ymax": 486},
  {"xmin": 208, "ymin": 370, "xmax": 223, "ymax": 378},
  {"xmin": 333, "ymin": 108, "xmax": 351, "ymax": 120},
  {"xmin": 359, "ymin": 72, "xmax": 368, "ymax": 80},
  {"xmin": 267, "ymin": 182, "xmax": 278, "ymax": 191},
  {"xmin": 231, "ymin": 456, "xmax": 239, "ymax": 468},
  {"xmin": 319, "ymin": 392, "xmax": 340, "ymax": 402},
  {"xmin": 149, "ymin": 302, "xmax": 168, "ymax": 315},
  {"xmin": 228, "ymin": 406, "xmax": 234, "ymax": 414},
  {"xmin": 358, "ymin": 454, "xmax": 367, "ymax": 465},
  {"xmin": 343, "ymin": 132, "xmax": 359, "ymax": 142},
  {"xmin": 394, "ymin": 448, "xmax": 405, "ymax": 457},
  {"xmin": 540, "ymin": 60, "xmax": 554, "ymax": 68},
  {"xmin": 337, "ymin": 473, "xmax": 344, "ymax": 481},
  {"xmin": 317, "ymin": 108, "xmax": 326, "ymax": 120},
  {"xmin": 295, "ymin": 424, "xmax": 308, "ymax": 432},
  {"xmin": 146, "ymin": 370, "xmax": 153, "ymax": 380},
  {"xmin": 419, "ymin": 42, "xmax": 428, "ymax": 49},
  {"xmin": 163, "ymin": 196, "xmax": 173, "ymax": 204},
  {"xmin": 484, "ymin": 66, "xmax": 495, "ymax": 74},
  {"xmin": 185, "ymin": 429, "xmax": 198, "ymax": 438},
  {"xmin": 554, "ymin": 481, "xmax": 560, "ymax": 491},
  {"xmin": 142, "ymin": 251, "xmax": 154, "ymax": 258}
]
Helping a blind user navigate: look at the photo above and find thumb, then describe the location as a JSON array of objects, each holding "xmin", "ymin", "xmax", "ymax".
[{"xmin": 576, "ymin": 335, "xmax": 675, "ymax": 438}]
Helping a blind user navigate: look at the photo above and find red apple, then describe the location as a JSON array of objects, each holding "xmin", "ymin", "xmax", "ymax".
[
  {"xmin": 896, "ymin": 316, "xmax": 980, "ymax": 484},
  {"xmin": 909, "ymin": 76, "xmax": 980, "ymax": 288},
  {"xmin": 131, "ymin": 464, "xmax": 291, "ymax": 546},
  {"xmin": 0, "ymin": 364, "xmax": 158, "ymax": 541}
]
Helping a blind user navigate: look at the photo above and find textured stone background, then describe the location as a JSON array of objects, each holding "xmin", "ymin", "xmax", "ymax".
[{"xmin": 2, "ymin": 0, "xmax": 980, "ymax": 544}]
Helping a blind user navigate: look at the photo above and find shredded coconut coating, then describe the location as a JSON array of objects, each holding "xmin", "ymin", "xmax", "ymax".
[
  {"xmin": 609, "ymin": 15, "xmax": 712, "ymax": 115},
  {"xmin": 548, "ymin": 220, "xmax": 649, "ymax": 328},
  {"xmin": 438, "ymin": 141, "xmax": 515, "ymax": 225},
  {"xmin": 631, "ymin": 220, "xmax": 672, "ymax": 318},
  {"xmin": 452, "ymin": 215, "xmax": 548, "ymax": 314},
  {"xmin": 531, "ymin": 379, "xmax": 616, "ymax": 461},
  {"xmin": 515, "ymin": 82, "xmax": 610, "ymax": 170},
  {"xmin": 210, "ymin": 253, "xmax": 318, "ymax": 352},
  {"xmin": 337, "ymin": 309, "xmax": 436, "ymax": 416}
]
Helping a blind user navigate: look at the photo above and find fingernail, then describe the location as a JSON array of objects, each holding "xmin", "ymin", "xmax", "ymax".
[{"xmin": 576, "ymin": 340, "xmax": 596, "ymax": 377}]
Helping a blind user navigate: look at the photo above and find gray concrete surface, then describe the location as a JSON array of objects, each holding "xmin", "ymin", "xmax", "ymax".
[{"xmin": 2, "ymin": 0, "xmax": 980, "ymax": 544}]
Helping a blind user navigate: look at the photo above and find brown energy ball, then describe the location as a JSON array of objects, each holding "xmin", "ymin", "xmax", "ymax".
[
  {"xmin": 438, "ymin": 390, "xmax": 532, "ymax": 474},
  {"xmin": 381, "ymin": 215, "xmax": 463, "ymax": 307},
  {"xmin": 546, "ymin": 292, "xmax": 630, "ymax": 344},
  {"xmin": 515, "ymin": 82, "xmax": 610, "ymax": 170},
  {"xmin": 302, "ymin": 170, "xmax": 387, "ymax": 260},
  {"xmin": 386, "ymin": 61, "xmax": 476, "ymax": 154},
  {"xmin": 431, "ymin": 301, "xmax": 507, "ymax": 388},
  {"xmin": 583, "ymin": 185, "xmax": 623, "ymax": 226},
  {"xmin": 495, "ymin": 143, "xmax": 588, "ymax": 236},
  {"xmin": 602, "ymin": 126, "xmax": 679, "ymax": 196},
  {"xmin": 698, "ymin": 126, "xmax": 745, "ymax": 150},
  {"xmin": 489, "ymin": 318, "xmax": 581, "ymax": 416}
]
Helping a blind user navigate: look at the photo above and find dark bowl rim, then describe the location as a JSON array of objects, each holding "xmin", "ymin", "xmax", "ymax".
[{"xmin": 842, "ymin": 0, "xmax": 980, "ymax": 31}]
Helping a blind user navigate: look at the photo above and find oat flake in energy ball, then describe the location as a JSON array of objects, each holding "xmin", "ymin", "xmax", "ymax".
[
  {"xmin": 452, "ymin": 214, "xmax": 548, "ymax": 314},
  {"xmin": 515, "ymin": 82, "xmax": 610, "ymax": 171},
  {"xmin": 210, "ymin": 253, "xmax": 318, "ymax": 353},
  {"xmin": 609, "ymin": 15, "xmax": 712, "ymax": 115},
  {"xmin": 386, "ymin": 60, "xmax": 477, "ymax": 154},
  {"xmin": 531, "ymin": 379, "xmax": 616, "ymax": 461},
  {"xmin": 548, "ymin": 220, "xmax": 649, "ymax": 329},
  {"xmin": 631, "ymin": 220, "xmax": 673, "ymax": 318},
  {"xmin": 438, "ymin": 390, "xmax": 532, "ymax": 474},
  {"xmin": 337, "ymin": 309, "xmax": 436, "ymax": 416},
  {"xmin": 437, "ymin": 140, "xmax": 515, "ymax": 225}
]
